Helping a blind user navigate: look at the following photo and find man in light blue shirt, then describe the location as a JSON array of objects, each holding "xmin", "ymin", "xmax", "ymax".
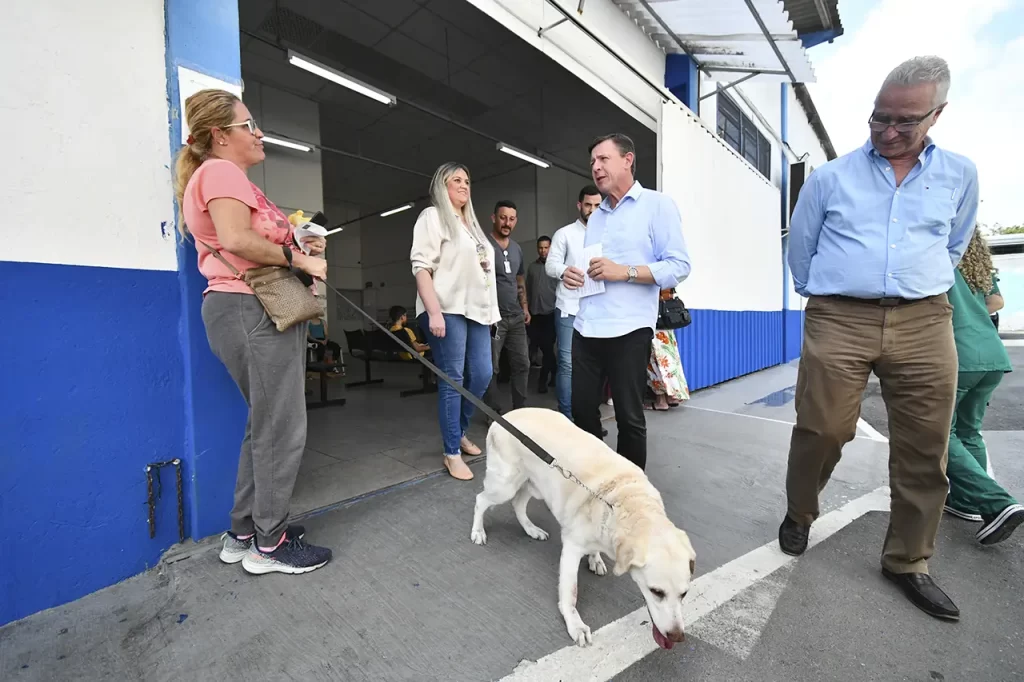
[
  {"xmin": 780, "ymin": 56, "xmax": 978, "ymax": 623},
  {"xmin": 561, "ymin": 133, "xmax": 690, "ymax": 470}
]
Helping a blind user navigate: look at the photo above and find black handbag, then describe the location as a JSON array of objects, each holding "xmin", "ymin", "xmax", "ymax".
[{"xmin": 657, "ymin": 295, "xmax": 691, "ymax": 330}]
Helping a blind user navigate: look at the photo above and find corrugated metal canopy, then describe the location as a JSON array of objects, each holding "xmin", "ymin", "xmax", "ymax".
[
  {"xmin": 613, "ymin": 0, "xmax": 818, "ymax": 83},
  {"xmin": 782, "ymin": 0, "xmax": 842, "ymax": 37}
]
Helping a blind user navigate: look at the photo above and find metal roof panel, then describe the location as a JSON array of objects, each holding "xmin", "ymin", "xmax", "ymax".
[{"xmin": 612, "ymin": 0, "xmax": 818, "ymax": 82}]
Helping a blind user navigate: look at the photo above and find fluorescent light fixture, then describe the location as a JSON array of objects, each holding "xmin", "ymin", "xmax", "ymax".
[
  {"xmin": 261, "ymin": 135, "xmax": 314, "ymax": 153},
  {"xmin": 496, "ymin": 142, "xmax": 550, "ymax": 169},
  {"xmin": 288, "ymin": 50, "xmax": 397, "ymax": 106},
  {"xmin": 380, "ymin": 202, "xmax": 415, "ymax": 218},
  {"xmin": 324, "ymin": 227, "xmax": 344, "ymax": 237}
]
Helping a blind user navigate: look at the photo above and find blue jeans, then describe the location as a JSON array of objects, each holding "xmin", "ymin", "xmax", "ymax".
[
  {"xmin": 555, "ymin": 308, "xmax": 575, "ymax": 419},
  {"xmin": 419, "ymin": 313, "xmax": 493, "ymax": 455}
]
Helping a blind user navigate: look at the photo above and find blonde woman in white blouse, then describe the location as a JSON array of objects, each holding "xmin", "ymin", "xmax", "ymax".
[{"xmin": 410, "ymin": 162, "xmax": 500, "ymax": 480}]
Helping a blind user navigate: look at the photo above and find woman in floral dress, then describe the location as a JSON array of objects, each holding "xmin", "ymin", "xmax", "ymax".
[{"xmin": 647, "ymin": 289, "xmax": 690, "ymax": 410}]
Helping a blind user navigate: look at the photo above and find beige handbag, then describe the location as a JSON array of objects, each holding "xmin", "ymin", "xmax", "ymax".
[{"xmin": 200, "ymin": 241, "xmax": 323, "ymax": 332}]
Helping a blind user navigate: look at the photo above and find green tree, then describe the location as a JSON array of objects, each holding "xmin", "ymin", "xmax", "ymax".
[{"xmin": 995, "ymin": 224, "xmax": 1024, "ymax": 235}]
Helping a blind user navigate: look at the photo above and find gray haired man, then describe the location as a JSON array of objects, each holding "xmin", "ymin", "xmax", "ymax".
[{"xmin": 781, "ymin": 56, "xmax": 979, "ymax": 621}]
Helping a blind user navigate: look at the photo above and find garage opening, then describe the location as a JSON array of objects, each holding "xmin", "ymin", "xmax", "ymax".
[{"xmin": 237, "ymin": 0, "xmax": 656, "ymax": 514}]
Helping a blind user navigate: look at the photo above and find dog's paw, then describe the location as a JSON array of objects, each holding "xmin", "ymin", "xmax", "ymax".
[
  {"xmin": 524, "ymin": 525, "xmax": 549, "ymax": 541},
  {"xmin": 587, "ymin": 553, "xmax": 607, "ymax": 576},
  {"xmin": 470, "ymin": 528, "xmax": 487, "ymax": 545},
  {"xmin": 566, "ymin": 618, "xmax": 593, "ymax": 647}
]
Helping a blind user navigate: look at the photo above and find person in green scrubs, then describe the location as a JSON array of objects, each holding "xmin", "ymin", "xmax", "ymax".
[{"xmin": 944, "ymin": 230, "xmax": 1023, "ymax": 544}]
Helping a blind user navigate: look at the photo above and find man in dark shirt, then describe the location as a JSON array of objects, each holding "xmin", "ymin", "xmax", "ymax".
[
  {"xmin": 526, "ymin": 235, "xmax": 559, "ymax": 393},
  {"xmin": 483, "ymin": 200, "xmax": 530, "ymax": 413}
]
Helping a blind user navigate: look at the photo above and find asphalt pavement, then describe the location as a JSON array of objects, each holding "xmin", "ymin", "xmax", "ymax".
[{"xmin": 1, "ymin": 351, "xmax": 1021, "ymax": 681}]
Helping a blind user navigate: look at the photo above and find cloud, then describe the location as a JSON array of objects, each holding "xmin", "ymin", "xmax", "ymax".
[{"xmin": 808, "ymin": 0, "xmax": 1024, "ymax": 226}]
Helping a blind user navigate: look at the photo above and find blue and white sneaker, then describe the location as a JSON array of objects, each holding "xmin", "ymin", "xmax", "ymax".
[
  {"xmin": 241, "ymin": 534, "xmax": 332, "ymax": 575},
  {"xmin": 219, "ymin": 525, "xmax": 305, "ymax": 564},
  {"xmin": 977, "ymin": 504, "xmax": 1024, "ymax": 546}
]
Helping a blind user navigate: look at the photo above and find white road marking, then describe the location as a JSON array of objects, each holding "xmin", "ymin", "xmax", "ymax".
[
  {"xmin": 856, "ymin": 417, "xmax": 889, "ymax": 443},
  {"xmin": 683, "ymin": 404, "xmax": 795, "ymax": 427},
  {"xmin": 688, "ymin": 561, "xmax": 794, "ymax": 659},
  {"xmin": 499, "ymin": 487, "xmax": 892, "ymax": 682},
  {"xmin": 682, "ymin": 405, "xmax": 882, "ymax": 442}
]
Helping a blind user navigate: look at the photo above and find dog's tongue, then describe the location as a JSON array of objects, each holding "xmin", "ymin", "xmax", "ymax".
[{"xmin": 653, "ymin": 624, "xmax": 674, "ymax": 650}]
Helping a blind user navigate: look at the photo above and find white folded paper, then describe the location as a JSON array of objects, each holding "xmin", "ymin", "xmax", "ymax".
[
  {"xmin": 293, "ymin": 222, "xmax": 328, "ymax": 255},
  {"xmin": 580, "ymin": 243, "xmax": 606, "ymax": 298}
]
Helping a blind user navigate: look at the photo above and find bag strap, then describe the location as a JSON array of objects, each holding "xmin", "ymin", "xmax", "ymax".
[
  {"xmin": 317, "ymin": 278, "xmax": 613, "ymax": 510},
  {"xmin": 197, "ymin": 239, "xmax": 243, "ymax": 279}
]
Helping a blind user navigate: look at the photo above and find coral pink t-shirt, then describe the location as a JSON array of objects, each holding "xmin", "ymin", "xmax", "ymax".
[{"xmin": 183, "ymin": 158, "xmax": 298, "ymax": 295}]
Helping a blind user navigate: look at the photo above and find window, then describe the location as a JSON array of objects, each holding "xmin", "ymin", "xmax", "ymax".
[{"xmin": 716, "ymin": 93, "xmax": 771, "ymax": 178}]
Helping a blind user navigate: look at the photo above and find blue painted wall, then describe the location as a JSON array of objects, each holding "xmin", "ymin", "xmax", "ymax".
[
  {"xmin": 665, "ymin": 54, "xmax": 700, "ymax": 112},
  {"xmin": 165, "ymin": 0, "xmax": 248, "ymax": 542},
  {"xmin": 675, "ymin": 310, "xmax": 784, "ymax": 390},
  {"xmin": 0, "ymin": 264, "xmax": 186, "ymax": 625},
  {"xmin": 784, "ymin": 309, "xmax": 804, "ymax": 362},
  {"xmin": 0, "ymin": 0, "xmax": 246, "ymax": 627}
]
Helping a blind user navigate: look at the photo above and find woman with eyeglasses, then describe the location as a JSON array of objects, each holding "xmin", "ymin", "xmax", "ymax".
[
  {"xmin": 410, "ymin": 162, "xmax": 500, "ymax": 480},
  {"xmin": 175, "ymin": 89, "xmax": 333, "ymax": 575}
]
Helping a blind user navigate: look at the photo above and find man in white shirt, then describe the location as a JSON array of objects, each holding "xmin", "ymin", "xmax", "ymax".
[{"xmin": 545, "ymin": 185, "xmax": 602, "ymax": 419}]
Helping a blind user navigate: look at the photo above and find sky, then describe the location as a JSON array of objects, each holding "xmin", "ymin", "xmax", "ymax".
[{"xmin": 805, "ymin": 0, "xmax": 1024, "ymax": 228}]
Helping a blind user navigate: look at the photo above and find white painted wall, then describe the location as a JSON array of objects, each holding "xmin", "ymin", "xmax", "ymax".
[
  {"xmin": 697, "ymin": 76, "xmax": 833, "ymax": 314},
  {"xmin": 243, "ymin": 82, "xmax": 323, "ymax": 216},
  {"xmin": 0, "ymin": 0, "xmax": 175, "ymax": 271},
  {"xmin": 787, "ymin": 89, "xmax": 830, "ymax": 174},
  {"xmin": 698, "ymin": 77, "xmax": 831, "ymax": 190},
  {"xmin": 323, "ymin": 200, "xmax": 363, "ymax": 337},
  {"xmin": 660, "ymin": 100, "xmax": 782, "ymax": 313},
  {"xmin": 464, "ymin": 0, "xmax": 667, "ymax": 130}
]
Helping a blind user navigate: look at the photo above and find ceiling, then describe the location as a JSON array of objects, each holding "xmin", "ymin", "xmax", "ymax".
[{"xmin": 238, "ymin": 0, "xmax": 657, "ymax": 212}]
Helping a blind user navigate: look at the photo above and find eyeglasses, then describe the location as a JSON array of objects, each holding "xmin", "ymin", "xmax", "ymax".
[
  {"xmin": 223, "ymin": 118, "xmax": 259, "ymax": 135},
  {"xmin": 867, "ymin": 105, "xmax": 942, "ymax": 134}
]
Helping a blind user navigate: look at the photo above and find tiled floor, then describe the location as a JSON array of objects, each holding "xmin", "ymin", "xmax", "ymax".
[{"xmin": 295, "ymin": 358, "xmax": 561, "ymax": 515}]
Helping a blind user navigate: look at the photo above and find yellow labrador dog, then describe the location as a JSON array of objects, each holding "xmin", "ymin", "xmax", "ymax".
[{"xmin": 470, "ymin": 408, "xmax": 696, "ymax": 649}]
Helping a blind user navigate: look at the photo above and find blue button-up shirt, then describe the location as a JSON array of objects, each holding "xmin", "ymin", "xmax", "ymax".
[
  {"xmin": 575, "ymin": 182, "xmax": 691, "ymax": 338},
  {"xmin": 788, "ymin": 138, "xmax": 979, "ymax": 299}
]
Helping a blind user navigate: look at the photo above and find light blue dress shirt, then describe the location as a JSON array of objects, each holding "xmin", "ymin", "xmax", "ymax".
[
  {"xmin": 575, "ymin": 182, "xmax": 691, "ymax": 338},
  {"xmin": 788, "ymin": 138, "xmax": 979, "ymax": 299}
]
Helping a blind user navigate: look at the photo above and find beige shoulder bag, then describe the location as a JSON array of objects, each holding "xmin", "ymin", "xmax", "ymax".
[{"xmin": 199, "ymin": 241, "xmax": 323, "ymax": 332}]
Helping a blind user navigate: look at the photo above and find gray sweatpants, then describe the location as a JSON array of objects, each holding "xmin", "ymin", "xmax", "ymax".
[{"xmin": 202, "ymin": 292, "xmax": 307, "ymax": 547}]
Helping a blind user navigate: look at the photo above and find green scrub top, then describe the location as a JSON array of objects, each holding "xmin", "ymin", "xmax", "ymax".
[{"xmin": 947, "ymin": 269, "xmax": 1012, "ymax": 374}]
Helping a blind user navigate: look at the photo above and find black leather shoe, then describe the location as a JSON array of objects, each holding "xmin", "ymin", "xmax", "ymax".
[
  {"xmin": 778, "ymin": 515, "xmax": 810, "ymax": 556},
  {"xmin": 882, "ymin": 568, "xmax": 959, "ymax": 621}
]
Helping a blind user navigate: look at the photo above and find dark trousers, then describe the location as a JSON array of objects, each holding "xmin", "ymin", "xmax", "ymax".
[
  {"xmin": 529, "ymin": 312, "xmax": 557, "ymax": 387},
  {"xmin": 571, "ymin": 327, "xmax": 653, "ymax": 469},
  {"xmin": 484, "ymin": 311, "xmax": 530, "ymax": 411},
  {"xmin": 311, "ymin": 340, "xmax": 341, "ymax": 363}
]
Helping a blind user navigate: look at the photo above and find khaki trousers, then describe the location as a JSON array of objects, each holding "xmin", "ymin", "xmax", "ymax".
[{"xmin": 786, "ymin": 294, "xmax": 957, "ymax": 574}]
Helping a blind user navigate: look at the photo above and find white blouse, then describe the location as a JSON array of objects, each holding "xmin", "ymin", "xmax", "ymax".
[{"xmin": 410, "ymin": 206, "xmax": 500, "ymax": 326}]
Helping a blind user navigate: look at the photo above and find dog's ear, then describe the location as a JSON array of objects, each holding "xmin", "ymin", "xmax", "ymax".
[
  {"xmin": 676, "ymin": 528, "xmax": 696, "ymax": 576},
  {"xmin": 613, "ymin": 535, "xmax": 648, "ymax": 576}
]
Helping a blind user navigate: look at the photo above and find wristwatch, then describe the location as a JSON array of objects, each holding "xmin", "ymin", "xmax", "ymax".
[{"xmin": 627, "ymin": 265, "xmax": 638, "ymax": 283}]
